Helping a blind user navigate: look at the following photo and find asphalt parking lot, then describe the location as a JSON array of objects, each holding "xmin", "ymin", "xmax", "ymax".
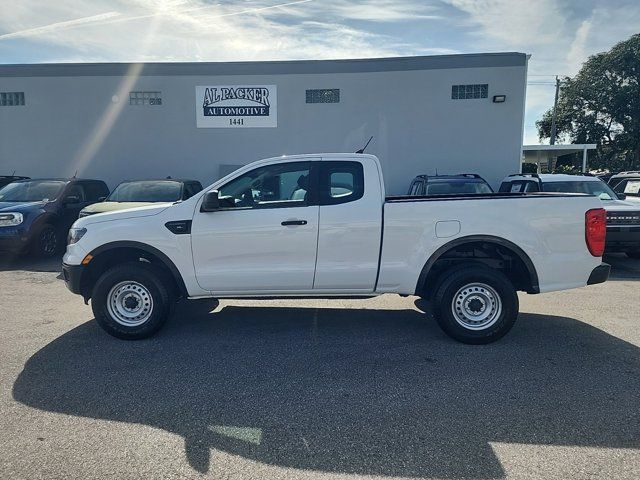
[{"xmin": 0, "ymin": 255, "xmax": 639, "ymax": 479}]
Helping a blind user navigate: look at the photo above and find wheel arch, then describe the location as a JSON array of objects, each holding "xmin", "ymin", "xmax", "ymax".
[
  {"xmin": 80, "ymin": 241, "xmax": 188, "ymax": 300},
  {"xmin": 415, "ymin": 235, "xmax": 540, "ymax": 296},
  {"xmin": 29, "ymin": 211, "xmax": 61, "ymax": 232}
]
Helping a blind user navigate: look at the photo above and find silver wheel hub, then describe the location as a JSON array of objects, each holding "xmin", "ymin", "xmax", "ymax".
[
  {"xmin": 107, "ymin": 281, "xmax": 153, "ymax": 327},
  {"xmin": 451, "ymin": 282, "xmax": 502, "ymax": 330}
]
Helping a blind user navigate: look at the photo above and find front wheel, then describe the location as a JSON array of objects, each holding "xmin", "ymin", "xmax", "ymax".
[
  {"xmin": 91, "ymin": 262, "xmax": 173, "ymax": 340},
  {"xmin": 431, "ymin": 266, "xmax": 519, "ymax": 344},
  {"xmin": 31, "ymin": 224, "xmax": 60, "ymax": 257}
]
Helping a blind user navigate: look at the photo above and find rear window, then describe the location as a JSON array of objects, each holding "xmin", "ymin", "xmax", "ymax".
[
  {"xmin": 318, "ymin": 161, "xmax": 365, "ymax": 205},
  {"xmin": 425, "ymin": 181, "xmax": 492, "ymax": 195},
  {"xmin": 542, "ymin": 180, "xmax": 618, "ymax": 200},
  {"xmin": 107, "ymin": 181, "xmax": 182, "ymax": 202}
]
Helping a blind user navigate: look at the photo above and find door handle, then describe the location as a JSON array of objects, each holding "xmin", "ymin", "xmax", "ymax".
[{"xmin": 281, "ymin": 220, "xmax": 307, "ymax": 226}]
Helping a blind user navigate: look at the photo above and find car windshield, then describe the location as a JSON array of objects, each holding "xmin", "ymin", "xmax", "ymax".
[
  {"xmin": 425, "ymin": 181, "xmax": 493, "ymax": 195},
  {"xmin": 107, "ymin": 181, "xmax": 182, "ymax": 202},
  {"xmin": 0, "ymin": 180, "xmax": 66, "ymax": 202},
  {"xmin": 542, "ymin": 180, "xmax": 619, "ymax": 200}
]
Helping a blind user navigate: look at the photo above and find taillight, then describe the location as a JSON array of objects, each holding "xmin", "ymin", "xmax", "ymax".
[{"xmin": 585, "ymin": 208, "xmax": 606, "ymax": 257}]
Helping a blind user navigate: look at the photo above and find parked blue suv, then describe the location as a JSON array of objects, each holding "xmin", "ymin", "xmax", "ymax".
[{"xmin": 0, "ymin": 178, "xmax": 109, "ymax": 257}]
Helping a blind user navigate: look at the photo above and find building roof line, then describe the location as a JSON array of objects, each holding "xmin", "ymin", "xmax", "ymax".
[{"xmin": 0, "ymin": 52, "xmax": 528, "ymax": 77}]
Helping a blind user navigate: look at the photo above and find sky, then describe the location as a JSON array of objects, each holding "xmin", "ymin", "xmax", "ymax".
[{"xmin": 1, "ymin": 0, "xmax": 639, "ymax": 144}]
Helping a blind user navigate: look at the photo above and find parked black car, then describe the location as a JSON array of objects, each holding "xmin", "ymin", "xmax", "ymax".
[
  {"xmin": 407, "ymin": 174, "xmax": 494, "ymax": 196},
  {"xmin": 0, "ymin": 178, "xmax": 109, "ymax": 257},
  {"xmin": 0, "ymin": 175, "xmax": 30, "ymax": 190}
]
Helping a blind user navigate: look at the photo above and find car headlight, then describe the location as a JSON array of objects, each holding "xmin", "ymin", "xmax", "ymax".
[
  {"xmin": 67, "ymin": 227, "xmax": 87, "ymax": 245},
  {"xmin": 0, "ymin": 213, "xmax": 23, "ymax": 227}
]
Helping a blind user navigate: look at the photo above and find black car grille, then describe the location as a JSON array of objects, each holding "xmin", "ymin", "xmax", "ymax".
[{"xmin": 607, "ymin": 211, "xmax": 640, "ymax": 226}]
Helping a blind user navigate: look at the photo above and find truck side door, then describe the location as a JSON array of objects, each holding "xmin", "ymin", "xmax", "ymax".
[
  {"xmin": 313, "ymin": 159, "xmax": 383, "ymax": 292},
  {"xmin": 191, "ymin": 160, "xmax": 320, "ymax": 294}
]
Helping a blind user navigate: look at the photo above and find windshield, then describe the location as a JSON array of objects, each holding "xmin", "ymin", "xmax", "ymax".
[
  {"xmin": 107, "ymin": 181, "xmax": 182, "ymax": 202},
  {"xmin": 425, "ymin": 181, "xmax": 493, "ymax": 195},
  {"xmin": 542, "ymin": 180, "xmax": 619, "ymax": 200},
  {"xmin": 0, "ymin": 180, "xmax": 66, "ymax": 202}
]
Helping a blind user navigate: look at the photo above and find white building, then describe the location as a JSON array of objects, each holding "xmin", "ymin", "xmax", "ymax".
[{"xmin": 0, "ymin": 53, "xmax": 528, "ymax": 194}]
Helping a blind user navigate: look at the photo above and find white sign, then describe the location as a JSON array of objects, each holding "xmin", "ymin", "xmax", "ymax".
[{"xmin": 195, "ymin": 85, "xmax": 277, "ymax": 128}]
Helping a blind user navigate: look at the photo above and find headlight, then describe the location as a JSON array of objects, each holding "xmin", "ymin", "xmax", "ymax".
[
  {"xmin": 67, "ymin": 227, "xmax": 87, "ymax": 245},
  {"xmin": 0, "ymin": 213, "xmax": 23, "ymax": 227}
]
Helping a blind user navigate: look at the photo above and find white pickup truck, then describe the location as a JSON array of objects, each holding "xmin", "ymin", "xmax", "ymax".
[{"xmin": 63, "ymin": 153, "xmax": 610, "ymax": 344}]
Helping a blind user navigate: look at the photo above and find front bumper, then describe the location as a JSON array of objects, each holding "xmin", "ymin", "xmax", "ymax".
[
  {"xmin": 605, "ymin": 226, "xmax": 640, "ymax": 252},
  {"xmin": 62, "ymin": 262, "xmax": 85, "ymax": 295},
  {"xmin": 587, "ymin": 263, "xmax": 610, "ymax": 285},
  {"xmin": 0, "ymin": 227, "xmax": 30, "ymax": 252}
]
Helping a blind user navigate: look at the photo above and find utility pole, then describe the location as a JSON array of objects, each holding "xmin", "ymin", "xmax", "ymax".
[
  {"xmin": 550, "ymin": 76, "xmax": 560, "ymax": 145},
  {"xmin": 549, "ymin": 76, "xmax": 561, "ymax": 172}
]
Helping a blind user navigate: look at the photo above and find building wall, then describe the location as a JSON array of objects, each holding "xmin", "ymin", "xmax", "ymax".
[{"xmin": 0, "ymin": 55, "xmax": 527, "ymax": 194}]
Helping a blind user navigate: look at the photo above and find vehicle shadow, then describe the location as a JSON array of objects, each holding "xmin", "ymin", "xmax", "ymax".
[
  {"xmin": 0, "ymin": 253, "xmax": 62, "ymax": 273},
  {"xmin": 604, "ymin": 254, "xmax": 640, "ymax": 281},
  {"xmin": 13, "ymin": 303, "xmax": 640, "ymax": 479}
]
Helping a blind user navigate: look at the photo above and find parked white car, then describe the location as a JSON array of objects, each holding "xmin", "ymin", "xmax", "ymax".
[
  {"xmin": 500, "ymin": 173, "xmax": 640, "ymax": 258},
  {"xmin": 63, "ymin": 154, "xmax": 609, "ymax": 344},
  {"xmin": 608, "ymin": 171, "xmax": 640, "ymax": 205}
]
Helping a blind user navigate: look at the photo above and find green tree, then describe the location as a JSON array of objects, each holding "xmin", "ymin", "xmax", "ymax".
[{"xmin": 536, "ymin": 33, "xmax": 640, "ymax": 171}]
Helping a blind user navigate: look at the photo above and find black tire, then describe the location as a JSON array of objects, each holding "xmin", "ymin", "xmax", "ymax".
[
  {"xmin": 626, "ymin": 251, "xmax": 640, "ymax": 259},
  {"xmin": 91, "ymin": 262, "xmax": 173, "ymax": 340},
  {"xmin": 31, "ymin": 224, "xmax": 60, "ymax": 257},
  {"xmin": 431, "ymin": 266, "xmax": 519, "ymax": 344}
]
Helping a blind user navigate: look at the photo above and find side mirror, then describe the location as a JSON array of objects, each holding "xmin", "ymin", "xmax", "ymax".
[
  {"xmin": 617, "ymin": 193, "xmax": 627, "ymax": 200},
  {"xmin": 64, "ymin": 195, "xmax": 80, "ymax": 204},
  {"xmin": 200, "ymin": 190, "xmax": 220, "ymax": 212}
]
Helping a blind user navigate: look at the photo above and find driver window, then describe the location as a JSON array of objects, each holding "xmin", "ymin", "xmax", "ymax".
[
  {"xmin": 218, "ymin": 162, "xmax": 311, "ymax": 209},
  {"xmin": 66, "ymin": 184, "xmax": 86, "ymax": 202}
]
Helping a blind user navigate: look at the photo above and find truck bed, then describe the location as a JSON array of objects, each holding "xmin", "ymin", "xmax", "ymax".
[{"xmin": 378, "ymin": 191, "xmax": 603, "ymax": 295}]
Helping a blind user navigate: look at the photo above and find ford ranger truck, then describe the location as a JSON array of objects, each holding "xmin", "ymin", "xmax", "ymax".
[{"xmin": 62, "ymin": 154, "xmax": 610, "ymax": 344}]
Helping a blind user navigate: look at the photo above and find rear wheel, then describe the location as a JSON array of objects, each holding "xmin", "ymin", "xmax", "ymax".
[
  {"xmin": 431, "ymin": 266, "xmax": 519, "ymax": 344},
  {"xmin": 91, "ymin": 262, "xmax": 173, "ymax": 340}
]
